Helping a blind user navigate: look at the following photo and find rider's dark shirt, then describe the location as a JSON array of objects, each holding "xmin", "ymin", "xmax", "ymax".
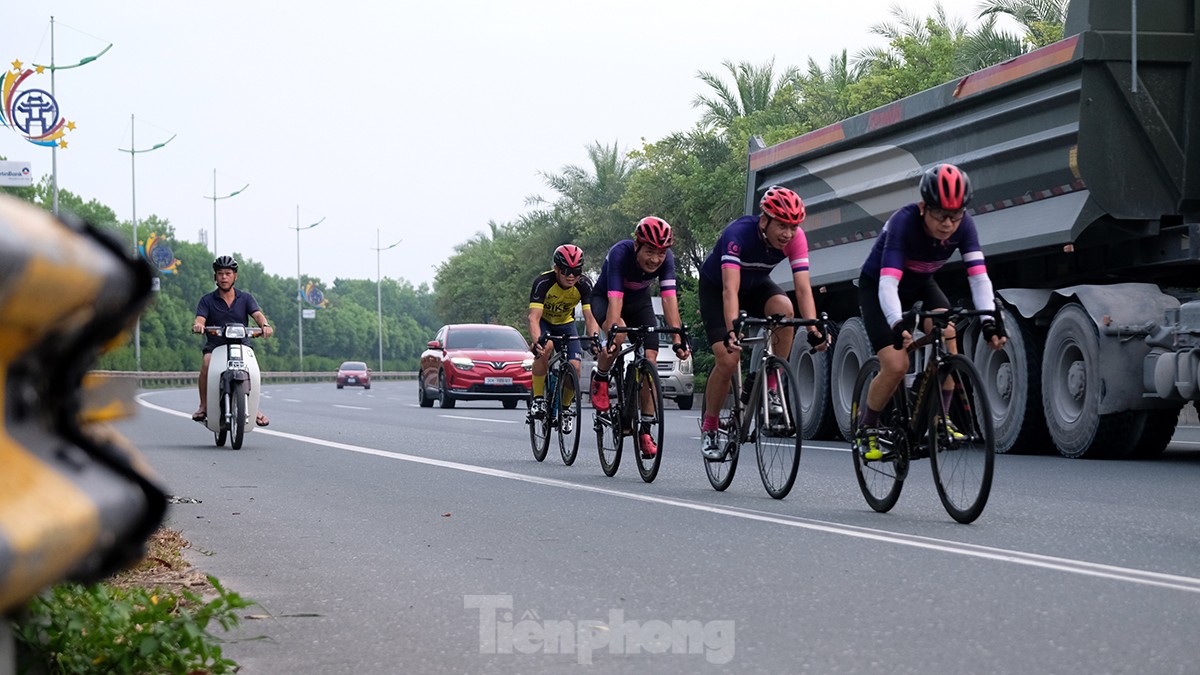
[{"xmin": 196, "ymin": 288, "xmax": 262, "ymax": 351}]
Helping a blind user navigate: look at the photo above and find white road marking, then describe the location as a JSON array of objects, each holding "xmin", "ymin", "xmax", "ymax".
[
  {"xmin": 438, "ymin": 414, "xmax": 519, "ymax": 424},
  {"xmin": 138, "ymin": 395, "xmax": 1200, "ymax": 595},
  {"xmin": 333, "ymin": 404, "xmax": 371, "ymax": 410}
]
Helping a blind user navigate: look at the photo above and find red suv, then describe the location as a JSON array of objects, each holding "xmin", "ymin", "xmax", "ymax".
[{"xmin": 418, "ymin": 324, "xmax": 532, "ymax": 409}]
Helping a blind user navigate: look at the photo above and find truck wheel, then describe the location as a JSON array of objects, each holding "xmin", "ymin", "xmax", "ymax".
[
  {"xmin": 973, "ymin": 307, "xmax": 1050, "ymax": 454},
  {"xmin": 1042, "ymin": 304, "xmax": 1140, "ymax": 458},
  {"xmin": 830, "ymin": 317, "xmax": 872, "ymax": 442},
  {"xmin": 1128, "ymin": 405, "xmax": 1182, "ymax": 458},
  {"xmin": 793, "ymin": 320, "xmax": 838, "ymax": 440},
  {"xmin": 674, "ymin": 395, "xmax": 694, "ymax": 411}
]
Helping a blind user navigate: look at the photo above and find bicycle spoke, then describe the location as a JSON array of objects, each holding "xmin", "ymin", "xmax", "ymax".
[
  {"xmin": 929, "ymin": 355, "xmax": 995, "ymax": 523},
  {"xmin": 596, "ymin": 371, "xmax": 623, "ymax": 477},
  {"xmin": 753, "ymin": 358, "xmax": 801, "ymax": 499},
  {"xmin": 851, "ymin": 358, "xmax": 906, "ymax": 512},
  {"xmin": 557, "ymin": 365, "xmax": 582, "ymax": 466},
  {"xmin": 703, "ymin": 372, "xmax": 740, "ymax": 491},
  {"xmin": 633, "ymin": 362, "xmax": 664, "ymax": 483}
]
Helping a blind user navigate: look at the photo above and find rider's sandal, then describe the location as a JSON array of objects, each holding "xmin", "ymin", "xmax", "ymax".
[
  {"xmin": 256, "ymin": 413, "xmax": 270, "ymax": 427},
  {"xmin": 192, "ymin": 411, "xmax": 206, "ymax": 423}
]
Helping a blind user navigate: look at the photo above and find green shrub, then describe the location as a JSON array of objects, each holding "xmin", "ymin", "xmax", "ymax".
[{"xmin": 13, "ymin": 576, "xmax": 250, "ymax": 674}]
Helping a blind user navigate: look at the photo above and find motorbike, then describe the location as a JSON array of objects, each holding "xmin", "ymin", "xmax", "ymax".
[{"xmin": 200, "ymin": 323, "xmax": 263, "ymax": 449}]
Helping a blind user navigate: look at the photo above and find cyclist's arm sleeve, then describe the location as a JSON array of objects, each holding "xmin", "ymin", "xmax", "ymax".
[
  {"xmin": 784, "ymin": 232, "xmax": 810, "ymax": 274},
  {"xmin": 606, "ymin": 250, "xmax": 625, "ymax": 299},
  {"xmin": 878, "ymin": 228, "xmax": 906, "ymax": 326},
  {"xmin": 960, "ymin": 219, "xmax": 996, "ymax": 316},
  {"xmin": 658, "ymin": 251, "xmax": 677, "ymax": 298}
]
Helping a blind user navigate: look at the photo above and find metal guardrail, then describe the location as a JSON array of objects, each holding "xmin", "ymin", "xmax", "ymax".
[{"xmin": 91, "ymin": 370, "xmax": 418, "ymax": 388}]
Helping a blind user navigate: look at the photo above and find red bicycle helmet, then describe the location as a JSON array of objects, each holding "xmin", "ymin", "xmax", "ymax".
[
  {"xmin": 919, "ymin": 163, "xmax": 972, "ymax": 210},
  {"xmin": 553, "ymin": 244, "xmax": 584, "ymax": 270},
  {"xmin": 759, "ymin": 185, "xmax": 806, "ymax": 224},
  {"xmin": 634, "ymin": 216, "xmax": 674, "ymax": 248}
]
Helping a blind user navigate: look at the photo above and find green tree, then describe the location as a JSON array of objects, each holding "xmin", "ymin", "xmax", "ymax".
[
  {"xmin": 692, "ymin": 59, "xmax": 803, "ymax": 135},
  {"xmin": 977, "ymin": 0, "xmax": 1069, "ymax": 49}
]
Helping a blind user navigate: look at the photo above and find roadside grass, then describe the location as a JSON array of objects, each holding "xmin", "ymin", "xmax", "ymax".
[{"xmin": 11, "ymin": 528, "xmax": 252, "ymax": 674}]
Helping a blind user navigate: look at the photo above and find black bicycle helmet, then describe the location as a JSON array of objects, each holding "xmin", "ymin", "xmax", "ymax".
[{"xmin": 212, "ymin": 255, "xmax": 239, "ymax": 272}]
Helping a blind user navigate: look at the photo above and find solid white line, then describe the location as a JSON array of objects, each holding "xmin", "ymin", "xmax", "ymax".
[
  {"xmin": 439, "ymin": 414, "xmax": 519, "ymax": 424},
  {"xmin": 333, "ymin": 404, "xmax": 371, "ymax": 410},
  {"xmin": 137, "ymin": 395, "xmax": 1200, "ymax": 595}
]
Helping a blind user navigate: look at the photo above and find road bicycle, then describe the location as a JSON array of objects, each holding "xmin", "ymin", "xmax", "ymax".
[
  {"xmin": 527, "ymin": 333, "xmax": 598, "ymax": 465},
  {"xmin": 703, "ymin": 312, "xmax": 827, "ymax": 499},
  {"xmin": 594, "ymin": 324, "xmax": 688, "ymax": 483},
  {"xmin": 850, "ymin": 302, "xmax": 1000, "ymax": 523}
]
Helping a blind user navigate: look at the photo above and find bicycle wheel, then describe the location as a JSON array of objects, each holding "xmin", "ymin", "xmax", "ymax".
[
  {"xmin": 928, "ymin": 354, "xmax": 995, "ymax": 524},
  {"xmin": 557, "ymin": 364, "xmax": 582, "ymax": 466},
  {"xmin": 752, "ymin": 357, "xmax": 802, "ymax": 499},
  {"xmin": 529, "ymin": 376, "xmax": 552, "ymax": 462},
  {"xmin": 596, "ymin": 371, "xmax": 623, "ymax": 476},
  {"xmin": 850, "ymin": 357, "xmax": 906, "ymax": 512},
  {"xmin": 633, "ymin": 361, "xmax": 665, "ymax": 483},
  {"xmin": 702, "ymin": 371, "xmax": 740, "ymax": 491},
  {"xmin": 230, "ymin": 380, "xmax": 248, "ymax": 450}
]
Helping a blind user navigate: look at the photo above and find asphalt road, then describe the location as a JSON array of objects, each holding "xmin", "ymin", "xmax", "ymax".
[{"xmin": 117, "ymin": 382, "xmax": 1200, "ymax": 674}]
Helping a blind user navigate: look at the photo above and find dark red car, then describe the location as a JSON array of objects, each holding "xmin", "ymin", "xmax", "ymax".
[
  {"xmin": 336, "ymin": 361, "xmax": 371, "ymax": 389},
  {"xmin": 418, "ymin": 324, "xmax": 532, "ymax": 409}
]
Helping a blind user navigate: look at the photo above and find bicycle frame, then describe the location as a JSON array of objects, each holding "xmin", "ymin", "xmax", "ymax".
[{"xmin": 728, "ymin": 312, "xmax": 826, "ymax": 445}]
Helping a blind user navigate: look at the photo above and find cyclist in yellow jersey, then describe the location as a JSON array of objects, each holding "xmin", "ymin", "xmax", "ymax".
[{"xmin": 528, "ymin": 244, "xmax": 601, "ymax": 426}]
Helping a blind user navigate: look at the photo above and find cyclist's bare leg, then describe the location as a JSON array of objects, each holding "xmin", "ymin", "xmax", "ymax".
[
  {"xmin": 764, "ymin": 294, "xmax": 796, "ymax": 361},
  {"xmin": 640, "ymin": 347, "xmax": 660, "ymax": 416},
  {"xmin": 565, "ymin": 358, "xmax": 581, "ymax": 405},
  {"xmin": 595, "ymin": 318, "xmax": 627, "ymax": 375},
  {"xmin": 704, "ymin": 341, "xmax": 740, "ymax": 421},
  {"xmin": 866, "ymin": 345, "xmax": 909, "ymax": 414}
]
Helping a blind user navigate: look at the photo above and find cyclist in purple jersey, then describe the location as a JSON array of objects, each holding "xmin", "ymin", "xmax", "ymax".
[
  {"xmin": 855, "ymin": 164, "xmax": 1007, "ymax": 460},
  {"xmin": 697, "ymin": 185, "xmax": 827, "ymax": 459},
  {"xmin": 590, "ymin": 217, "xmax": 691, "ymax": 458}
]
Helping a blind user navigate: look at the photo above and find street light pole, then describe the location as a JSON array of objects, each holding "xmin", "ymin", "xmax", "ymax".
[
  {"xmin": 291, "ymin": 206, "xmax": 324, "ymax": 372},
  {"xmin": 370, "ymin": 229, "xmax": 402, "ymax": 373},
  {"xmin": 35, "ymin": 16, "xmax": 112, "ymax": 215},
  {"xmin": 202, "ymin": 169, "xmax": 248, "ymax": 256},
  {"xmin": 117, "ymin": 115, "xmax": 174, "ymax": 371}
]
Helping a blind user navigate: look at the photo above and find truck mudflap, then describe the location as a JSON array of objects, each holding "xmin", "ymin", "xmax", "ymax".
[{"xmin": 0, "ymin": 195, "xmax": 166, "ymax": 613}]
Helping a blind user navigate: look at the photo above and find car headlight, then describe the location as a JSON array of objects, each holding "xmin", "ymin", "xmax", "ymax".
[
  {"xmin": 522, "ymin": 357, "xmax": 534, "ymax": 371},
  {"xmin": 450, "ymin": 357, "xmax": 475, "ymax": 370},
  {"xmin": 680, "ymin": 356, "xmax": 693, "ymax": 375}
]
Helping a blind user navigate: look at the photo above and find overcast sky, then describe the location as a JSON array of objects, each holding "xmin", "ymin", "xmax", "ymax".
[{"xmin": 3, "ymin": 1, "xmax": 991, "ymax": 288}]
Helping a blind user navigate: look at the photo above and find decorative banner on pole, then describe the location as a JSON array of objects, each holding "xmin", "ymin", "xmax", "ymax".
[
  {"xmin": 1, "ymin": 59, "xmax": 76, "ymax": 148},
  {"xmin": 0, "ymin": 160, "xmax": 32, "ymax": 186},
  {"xmin": 138, "ymin": 233, "xmax": 182, "ymax": 274},
  {"xmin": 303, "ymin": 280, "xmax": 329, "ymax": 308}
]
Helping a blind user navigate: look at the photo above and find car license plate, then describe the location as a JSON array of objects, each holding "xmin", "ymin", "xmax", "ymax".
[
  {"xmin": 228, "ymin": 360, "xmax": 246, "ymax": 371},
  {"xmin": 347, "ymin": 377, "xmax": 357, "ymax": 383},
  {"xmin": 484, "ymin": 377, "xmax": 512, "ymax": 386}
]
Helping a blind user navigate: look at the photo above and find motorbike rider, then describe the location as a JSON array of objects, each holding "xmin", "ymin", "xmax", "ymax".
[{"xmin": 192, "ymin": 255, "xmax": 273, "ymax": 426}]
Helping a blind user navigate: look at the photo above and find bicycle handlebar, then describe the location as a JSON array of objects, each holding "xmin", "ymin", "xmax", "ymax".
[
  {"xmin": 901, "ymin": 295, "xmax": 1005, "ymax": 352},
  {"xmin": 732, "ymin": 311, "xmax": 830, "ymax": 353},
  {"xmin": 607, "ymin": 324, "xmax": 690, "ymax": 353},
  {"xmin": 536, "ymin": 332, "xmax": 601, "ymax": 354}
]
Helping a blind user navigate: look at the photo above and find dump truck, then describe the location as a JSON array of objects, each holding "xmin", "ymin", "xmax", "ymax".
[{"xmin": 755, "ymin": 0, "xmax": 1200, "ymax": 458}]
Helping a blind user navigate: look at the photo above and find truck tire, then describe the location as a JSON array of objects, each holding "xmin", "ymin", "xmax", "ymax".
[
  {"xmin": 831, "ymin": 317, "xmax": 872, "ymax": 442},
  {"xmin": 793, "ymin": 320, "xmax": 838, "ymax": 440},
  {"xmin": 674, "ymin": 395, "xmax": 694, "ymax": 410},
  {"xmin": 973, "ymin": 307, "xmax": 1051, "ymax": 454},
  {"xmin": 1042, "ymin": 304, "xmax": 1140, "ymax": 458},
  {"xmin": 1128, "ymin": 405, "xmax": 1182, "ymax": 459}
]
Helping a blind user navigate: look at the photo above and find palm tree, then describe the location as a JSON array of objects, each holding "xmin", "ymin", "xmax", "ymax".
[
  {"xmin": 797, "ymin": 50, "xmax": 864, "ymax": 128},
  {"xmin": 856, "ymin": 4, "xmax": 968, "ymax": 74},
  {"xmin": 977, "ymin": 0, "xmax": 1070, "ymax": 49},
  {"xmin": 534, "ymin": 140, "xmax": 642, "ymax": 257},
  {"xmin": 691, "ymin": 59, "xmax": 802, "ymax": 133}
]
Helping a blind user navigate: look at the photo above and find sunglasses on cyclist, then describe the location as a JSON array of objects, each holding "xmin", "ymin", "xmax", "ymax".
[
  {"xmin": 927, "ymin": 208, "xmax": 966, "ymax": 224},
  {"xmin": 557, "ymin": 265, "xmax": 584, "ymax": 277}
]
